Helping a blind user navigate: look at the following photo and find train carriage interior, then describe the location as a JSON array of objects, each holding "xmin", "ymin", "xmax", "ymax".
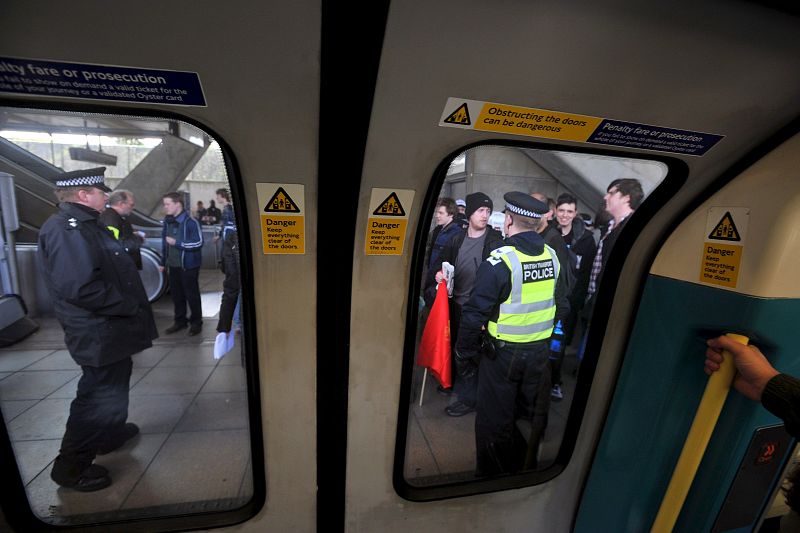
[{"xmin": 1, "ymin": 0, "xmax": 800, "ymax": 532}]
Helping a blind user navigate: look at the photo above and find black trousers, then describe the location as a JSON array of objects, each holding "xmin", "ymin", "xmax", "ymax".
[
  {"xmin": 168, "ymin": 266, "xmax": 202, "ymax": 327},
  {"xmin": 475, "ymin": 340, "xmax": 550, "ymax": 477},
  {"xmin": 216, "ymin": 249, "xmax": 240, "ymax": 333},
  {"xmin": 58, "ymin": 357, "xmax": 133, "ymax": 469},
  {"xmin": 449, "ymin": 300, "xmax": 478, "ymax": 406}
]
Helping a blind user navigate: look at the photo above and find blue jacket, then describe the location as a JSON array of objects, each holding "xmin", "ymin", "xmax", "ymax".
[{"xmin": 161, "ymin": 210, "xmax": 204, "ymax": 269}]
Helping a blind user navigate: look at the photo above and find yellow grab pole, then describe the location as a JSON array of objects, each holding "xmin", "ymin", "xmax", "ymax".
[{"xmin": 650, "ymin": 332, "xmax": 749, "ymax": 533}]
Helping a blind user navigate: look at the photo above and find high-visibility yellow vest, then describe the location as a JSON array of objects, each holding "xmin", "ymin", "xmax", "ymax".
[{"xmin": 487, "ymin": 244, "xmax": 559, "ymax": 343}]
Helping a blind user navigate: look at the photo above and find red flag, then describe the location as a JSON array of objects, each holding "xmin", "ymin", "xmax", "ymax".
[{"xmin": 417, "ymin": 280, "xmax": 451, "ymax": 388}]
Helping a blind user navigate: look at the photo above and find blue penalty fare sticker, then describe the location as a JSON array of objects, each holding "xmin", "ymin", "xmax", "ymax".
[
  {"xmin": 0, "ymin": 56, "xmax": 206, "ymax": 107},
  {"xmin": 587, "ymin": 119, "xmax": 722, "ymax": 156}
]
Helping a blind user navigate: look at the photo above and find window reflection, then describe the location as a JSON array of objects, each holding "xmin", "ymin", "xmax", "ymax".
[
  {"xmin": 0, "ymin": 108, "xmax": 253, "ymax": 524},
  {"xmin": 406, "ymin": 145, "xmax": 667, "ymax": 485}
]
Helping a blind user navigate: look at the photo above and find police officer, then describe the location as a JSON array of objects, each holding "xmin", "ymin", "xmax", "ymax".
[
  {"xmin": 38, "ymin": 167, "xmax": 158, "ymax": 492},
  {"xmin": 456, "ymin": 192, "xmax": 570, "ymax": 477}
]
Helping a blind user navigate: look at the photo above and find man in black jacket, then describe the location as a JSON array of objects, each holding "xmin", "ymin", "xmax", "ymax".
[
  {"xmin": 38, "ymin": 168, "xmax": 158, "ymax": 492},
  {"xmin": 583, "ymin": 179, "xmax": 643, "ymax": 318},
  {"xmin": 99, "ymin": 189, "xmax": 143, "ymax": 269},
  {"xmin": 423, "ymin": 192, "xmax": 504, "ymax": 416},
  {"xmin": 550, "ymin": 193, "xmax": 597, "ymax": 400}
]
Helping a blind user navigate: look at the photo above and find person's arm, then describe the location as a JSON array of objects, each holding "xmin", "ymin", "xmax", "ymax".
[
  {"xmin": 456, "ymin": 260, "xmax": 507, "ymax": 359},
  {"xmin": 553, "ymin": 262, "xmax": 570, "ymax": 324},
  {"xmin": 39, "ymin": 228, "xmax": 137, "ymax": 316},
  {"xmin": 705, "ymin": 336, "xmax": 800, "ymax": 437},
  {"xmin": 174, "ymin": 218, "xmax": 204, "ymax": 250},
  {"xmin": 705, "ymin": 336, "xmax": 779, "ymax": 401}
]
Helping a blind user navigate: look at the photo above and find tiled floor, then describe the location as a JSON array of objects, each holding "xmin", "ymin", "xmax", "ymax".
[
  {"xmin": 404, "ymin": 342, "xmax": 580, "ymax": 484},
  {"xmin": 0, "ymin": 270, "xmax": 252, "ymax": 526}
]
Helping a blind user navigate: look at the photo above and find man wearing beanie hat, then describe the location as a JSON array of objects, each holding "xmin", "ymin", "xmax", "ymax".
[
  {"xmin": 455, "ymin": 192, "xmax": 569, "ymax": 476},
  {"xmin": 38, "ymin": 167, "xmax": 157, "ymax": 491},
  {"xmin": 423, "ymin": 191, "xmax": 503, "ymax": 416}
]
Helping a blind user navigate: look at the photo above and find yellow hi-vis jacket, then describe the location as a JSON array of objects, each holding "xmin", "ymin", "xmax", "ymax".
[{"xmin": 487, "ymin": 244, "xmax": 560, "ymax": 343}]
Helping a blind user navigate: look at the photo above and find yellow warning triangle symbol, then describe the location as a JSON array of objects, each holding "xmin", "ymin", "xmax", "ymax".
[
  {"xmin": 443, "ymin": 103, "xmax": 471, "ymax": 125},
  {"xmin": 372, "ymin": 192, "xmax": 406, "ymax": 216},
  {"xmin": 264, "ymin": 187, "xmax": 300, "ymax": 213},
  {"xmin": 708, "ymin": 211, "xmax": 741, "ymax": 241}
]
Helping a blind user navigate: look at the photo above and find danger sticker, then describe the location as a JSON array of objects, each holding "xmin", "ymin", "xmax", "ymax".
[
  {"xmin": 256, "ymin": 183, "xmax": 305, "ymax": 255},
  {"xmin": 365, "ymin": 188, "xmax": 415, "ymax": 256},
  {"xmin": 699, "ymin": 207, "xmax": 749, "ymax": 288}
]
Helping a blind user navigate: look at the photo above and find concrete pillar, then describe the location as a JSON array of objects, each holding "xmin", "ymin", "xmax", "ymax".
[{"xmin": 115, "ymin": 135, "xmax": 209, "ymax": 218}]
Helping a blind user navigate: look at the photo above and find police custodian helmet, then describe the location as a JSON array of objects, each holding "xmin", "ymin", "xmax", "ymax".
[
  {"xmin": 502, "ymin": 191, "xmax": 549, "ymax": 218},
  {"xmin": 54, "ymin": 167, "xmax": 112, "ymax": 193}
]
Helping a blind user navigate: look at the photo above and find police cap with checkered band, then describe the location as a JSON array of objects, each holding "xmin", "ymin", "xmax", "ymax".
[
  {"xmin": 54, "ymin": 167, "xmax": 112, "ymax": 193},
  {"xmin": 502, "ymin": 191, "xmax": 549, "ymax": 219}
]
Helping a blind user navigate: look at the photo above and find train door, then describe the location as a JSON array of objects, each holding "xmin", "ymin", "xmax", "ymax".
[
  {"xmin": 0, "ymin": 1, "xmax": 320, "ymax": 531},
  {"xmin": 344, "ymin": 0, "xmax": 800, "ymax": 531},
  {"xmin": 574, "ymin": 130, "xmax": 800, "ymax": 532}
]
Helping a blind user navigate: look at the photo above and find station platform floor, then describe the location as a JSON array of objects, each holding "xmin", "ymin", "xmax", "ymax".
[
  {"xmin": 405, "ymin": 340, "xmax": 579, "ymax": 484},
  {"xmin": 2, "ymin": 266, "xmax": 579, "ymax": 525},
  {"xmin": 0, "ymin": 269, "xmax": 252, "ymax": 526}
]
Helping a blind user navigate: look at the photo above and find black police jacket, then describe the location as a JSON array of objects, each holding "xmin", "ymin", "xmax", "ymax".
[
  {"xmin": 98, "ymin": 207, "xmax": 143, "ymax": 269},
  {"xmin": 456, "ymin": 230, "xmax": 570, "ymax": 359},
  {"xmin": 38, "ymin": 202, "xmax": 158, "ymax": 367}
]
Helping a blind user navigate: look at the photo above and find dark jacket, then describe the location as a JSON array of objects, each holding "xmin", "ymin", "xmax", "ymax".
[
  {"xmin": 99, "ymin": 207, "xmax": 143, "ymax": 269},
  {"xmin": 561, "ymin": 218, "xmax": 597, "ymax": 309},
  {"xmin": 762, "ymin": 374, "xmax": 800, "ymax": 439},
  {"xmin": 541, "ymin": 224, "xmax": 575, "ymax": 295},
  {"xmin": 161, "ymin": 210, "xmax": 204, "ymax": 270},
  {"xmin": 38, "ymin": 202, "xmax": 158, "ymax": 367},
  {"xmin": 423, "ymin": 226, "xmax": 504, "ymax": 307},
  {"xmin": 425, "ymin": 221, "xmax": 461, "ymax": 275},
  {"xmin": 583, "ymin": 214, "xmax": 632, "ymax": 318},
  {"xmin": 456, "ymin": 230, "xmax": 570, "ymax": 358}
]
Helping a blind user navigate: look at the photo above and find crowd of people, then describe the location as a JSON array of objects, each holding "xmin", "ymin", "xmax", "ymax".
[
  {"xmin": 420, "ymin": 179, "xmax": 643, "ymax": 475},
  {"xmin": 37, "ymin": 167, "xmax": 240, "ymax": 492}
]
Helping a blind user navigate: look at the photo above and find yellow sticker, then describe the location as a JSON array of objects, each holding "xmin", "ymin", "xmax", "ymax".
[
  {"xmin": 439, "ymin": 98, "xmax": 724, "ymax": 156},
  {"xmin": 365, "ymin": 188, "xmax": 415, "ymax": 256},
  {"xmin": 699, "ymin": 207, "xmax": 749, "ymax": 288},
  {"xmin": 473, "ymin": 102, "xmax": 602, "ymax": 142},
  {"xmin": 700, "ymin": 242, "xmax": 742, "ymax": 288},
  {"xmin": 256, "ymin": 183, "xmax": 305, "ymax": 255}
]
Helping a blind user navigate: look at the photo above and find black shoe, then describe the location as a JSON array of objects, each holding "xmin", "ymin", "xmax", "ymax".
[
  {"xmin": 97, "ymin": 423, "xmax": 139, "ymax": 455},
  {"xmin": 165, "ymin": 323, "xmax": 188, "ymax": 334},
  {"xmin": 51, "ymin": 458, "xmax": 112, "ymax": 492},
  {"xmin": 445, "ymin": 401, "xmax": 476, "ymax": 417},
  {"xmin": 437, "ymin": 385, "xmax": 453, "ymax": 396},
  {"xmin": 187, "ymin": 324, "xmax": 202, "ymax": 336}
]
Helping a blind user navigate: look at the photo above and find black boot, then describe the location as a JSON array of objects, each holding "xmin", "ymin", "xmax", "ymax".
[{"xmin": 51, "ymin": 455, "xmax": 111, "ymax": 492}]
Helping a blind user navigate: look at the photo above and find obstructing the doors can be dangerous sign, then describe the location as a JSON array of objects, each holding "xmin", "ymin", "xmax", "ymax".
[
  {"xmin": 365, "ymin": 188, "xmax": 415, "ymax": 256},
  {"xmin": 256, "ymin": 183, "xmax": 305, "ymax": 254}
]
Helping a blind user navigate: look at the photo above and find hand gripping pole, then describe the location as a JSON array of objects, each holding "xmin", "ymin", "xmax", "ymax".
[{"xmin": 650, "ymin": 333, "xmax": 749, "ymax": 533}]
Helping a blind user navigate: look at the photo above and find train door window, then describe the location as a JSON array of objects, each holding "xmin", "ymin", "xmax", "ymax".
[
  {"xmin": 398, "ymin": 142, "xmax": 677, "ymax": 496},
  {"xmin": 0, "ymin": 106, "xmax": 260, "ymax": 527}
]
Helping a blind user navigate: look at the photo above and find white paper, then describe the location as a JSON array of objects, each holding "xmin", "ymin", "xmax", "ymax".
[
  {"xmin": 441, "ymin": 262, "xmax": 455, "ymax": 297},
  {"xmin": 214, "ymin": 331, "xmax": 235, "ymax": 360}
]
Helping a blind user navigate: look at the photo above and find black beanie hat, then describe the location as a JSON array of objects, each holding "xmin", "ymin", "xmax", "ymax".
[{"xmin": 465, "ymin": 192, "xmax": 493, "ymax": 219}]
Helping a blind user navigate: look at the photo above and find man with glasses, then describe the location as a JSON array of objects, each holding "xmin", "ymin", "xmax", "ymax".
[
  {"xmin": 100, "ymin": 189, "xmax": 144, "ymax": 269},
  {"xmin": 579, "ymin": 179, "xmax": 644, "ymax": 362}
]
